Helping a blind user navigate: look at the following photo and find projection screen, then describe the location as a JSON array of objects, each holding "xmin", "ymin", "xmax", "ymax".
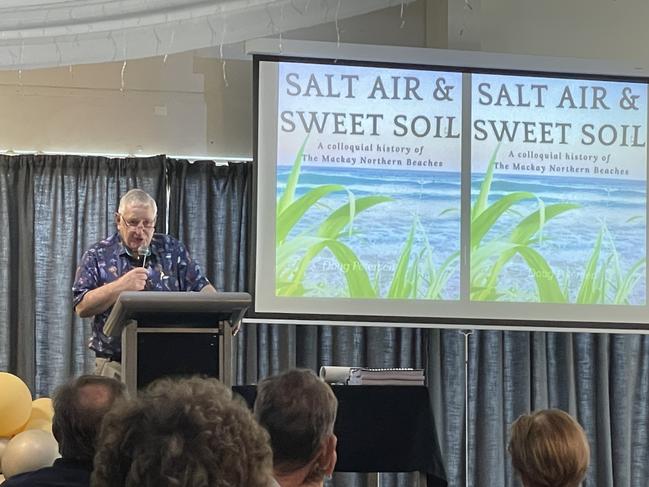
[{"xmin": 249, "ymin": 39, "xmax": 649, "ymax": 331}]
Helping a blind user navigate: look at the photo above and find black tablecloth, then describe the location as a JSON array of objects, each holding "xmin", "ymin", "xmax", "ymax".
[{"xmin": 233, "ymin": 385, "xmax": 447, "ymax": 486}]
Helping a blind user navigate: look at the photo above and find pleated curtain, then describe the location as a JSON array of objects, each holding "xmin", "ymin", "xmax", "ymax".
[{"xmin": 1, "ymin": 154, "xmax": 649, "ymax": 486}]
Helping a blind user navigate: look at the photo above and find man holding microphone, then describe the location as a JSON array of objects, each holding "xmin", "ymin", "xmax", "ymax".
[{"xmin": 72, "ymin": 188, "xmax": 216, "ymax": 377}]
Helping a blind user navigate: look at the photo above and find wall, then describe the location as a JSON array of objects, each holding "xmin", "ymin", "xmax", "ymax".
[
  {"xmin": 0, "ymin": 54, "xmax": 206, "ymax": 157},
  {"xmin": 0, "ymin": 1, "xmax": 427, "ymax": 159},
  {"xmin": 2, "ymin": 1, "xmax": 648, "ymax": 158},
  {"xmin": 448, "ymin": 0, "xmax": 649, "ymax": 67},
  {"xmin": 0, "ymin": 49, "xmax": 253, "ymax": 158}
]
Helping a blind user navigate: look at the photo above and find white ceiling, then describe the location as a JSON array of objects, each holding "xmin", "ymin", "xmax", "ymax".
[{"xmin": 0, "ymin": 0, "xmax": 413, "ymax": 70}]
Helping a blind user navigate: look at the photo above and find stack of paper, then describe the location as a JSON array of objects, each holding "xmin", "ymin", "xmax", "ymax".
[{"xmin": 348, "ymin": 367, "xmax": 425, "ymax": 386}]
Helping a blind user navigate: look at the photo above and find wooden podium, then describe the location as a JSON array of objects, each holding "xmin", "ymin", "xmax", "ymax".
[{"xmin": 104, "ymin": 291, "xmax": 250, "ymax": 396}]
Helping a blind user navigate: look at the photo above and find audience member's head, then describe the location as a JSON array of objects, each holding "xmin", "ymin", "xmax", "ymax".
[
  {"xmin": 52, "ymin": 375, "xmax": 126, "ymax": 462},
  {"xmin": 508, "ymin": 409, "xmax": 590, "ymax": 487},
  {"xmin": 254, "ymin": 368, "xmax": 338, "ymax": 486},
  {"xmin": 92, "ymin": 376, "xmax": 273, "ymax": 487}
]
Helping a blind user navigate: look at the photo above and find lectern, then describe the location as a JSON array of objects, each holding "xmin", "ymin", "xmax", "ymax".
[{"xmin": 104, "ymin": 291, "xmax": 250, "ymax": 396}]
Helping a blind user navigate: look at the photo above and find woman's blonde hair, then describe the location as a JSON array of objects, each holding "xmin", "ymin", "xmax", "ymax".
[{"xmin": 508, "ymin": 409, "xmax": 590, "ymax": 487}]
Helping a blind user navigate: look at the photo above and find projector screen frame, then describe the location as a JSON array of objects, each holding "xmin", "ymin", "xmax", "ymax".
[{"xmin": 247, "ymin": 39, "xmax": 649, "ymax": 331}]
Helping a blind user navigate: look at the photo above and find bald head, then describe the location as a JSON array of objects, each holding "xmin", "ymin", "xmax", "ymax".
[{"xmin": 52, "ymin": 375, "xmax": 126, "ymax": 461}]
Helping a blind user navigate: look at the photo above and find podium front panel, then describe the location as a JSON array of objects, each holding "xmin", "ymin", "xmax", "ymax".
[{"xmin": 136, "ymin": 330, "xmax": 221, "ymax": 390}]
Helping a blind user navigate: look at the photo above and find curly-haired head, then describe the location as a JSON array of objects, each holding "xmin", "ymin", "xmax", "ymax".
[
  {"xmin": 92, "ymin": 376, "xmax": 273, "ymax": 487},
  {"xmin": 508, "ymin": 409, "xmax": 590, "ymax": 487},
  {"xmin": 254, "ymin": 369, "xmax": 338, "ymax": 483}
]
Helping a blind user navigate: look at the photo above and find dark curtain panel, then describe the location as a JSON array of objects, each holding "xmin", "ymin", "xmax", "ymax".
[
  {"xmin": 428, "ymin": 329, "xmax": 467, "ymax": 487},
  {"xmin": 166, "ymin": 159, "xmax": 250, "ymax": 292},
  {"xmin": 0, "ymin": 154, "xmax": 167, "ymax": 395},
  {"xmin": 0, "ymin": 155, "xmax": 35, "ymax": 385},
  {"xmin": 463, "ymin": 330, "xmax": 649, "ymax": 487},
  {"xmin": 240, "ymin": 324, "xmax": 426, "ymax": 382}
]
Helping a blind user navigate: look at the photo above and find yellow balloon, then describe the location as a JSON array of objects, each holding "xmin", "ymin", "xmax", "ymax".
[
  {"xmin": 0, "ymin": 373, "xmax": 32, "ymax": 437},
  {"xmin": 30, "ymin": 398, "xmax": 54, "ymax": 422},
  {"xmin": 20, "ymin": 419, "xmax": 52, "ymax": 434}
]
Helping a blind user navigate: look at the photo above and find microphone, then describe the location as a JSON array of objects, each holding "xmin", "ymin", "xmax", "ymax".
[{"xmin": 137, "ymin": 245, "xmax": 150, "ymax": 267}]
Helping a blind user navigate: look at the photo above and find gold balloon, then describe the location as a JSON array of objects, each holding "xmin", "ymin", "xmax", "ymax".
[
  {"xmin": 0, "ymin": 373, "xmax": 32, "ymax": 437},
  {"xmin": 30, "ymin": 398, "xmax": 54, "ymax": 422},
  {"xmin": 20, "ymin": 419, "xmax": 52, "ymax": 434}
]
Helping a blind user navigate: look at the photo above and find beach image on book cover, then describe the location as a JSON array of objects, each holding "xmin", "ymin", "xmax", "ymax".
[
  {"xmin": 275, "ymin": 61, "xmax": 462, "ymax": 302},
  {"xmin": 471, "ymin": 73, "xmax": 646, "ymax": 305}
]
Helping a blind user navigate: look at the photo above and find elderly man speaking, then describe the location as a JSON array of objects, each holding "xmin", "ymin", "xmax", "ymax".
[{"xmin": 72, "ymin": 188, "xmax": 216, "ymax": 377}]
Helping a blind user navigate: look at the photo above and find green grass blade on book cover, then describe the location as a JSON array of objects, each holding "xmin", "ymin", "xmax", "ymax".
[
  {"xmin": 387, "ymin": 221, "xmax": 417, "ymax": 298},
  {"xmin": 276, "ymin": 184, "xmax": 348, "ymax": 245},
  {"xmin": 324, "ymin": 239, "xmax": 377, "ymax": 298},
  {"xmin": 426, "ymin": 249, "xmax": 460, "ymax": 300},
  {"xmin": 417, "ymin": 214, "xmax": 459, "ymax": 300},
  {"xmin": 470, "ymin": 240, "xmax": 520, "ymax": 300},
  {"xmin": 469, "ymin": 143, "xmax": 587, "ymax": 302},
  {"xmin": 516, "ymin": 246, "xmax": 566, "ymax": 303},
  {"xmin": 509, "ymin": 204, "xmax": 579, "ymax": 245},
  {"xmin": 472, "ymin": 143, "xmax": 501, "ymax": 221},
  {"xmin": 615, "ymin": 257, "xmax": 646, "ymax": 304},
  {"xmin": 470, "ymin": 191, "xmax": 537, "ymax": 250},
  {"xmin": 318, "ymin": 195, "xmax": 393, "ymax": 239},
  {"xmin": 277, "ymin": 197, "xmax": 392, "ymax": 296},
  {"xmin": 576, "ymin": 229, "xmax": 603, "ymax": 304},
  {"xmin": 275, "ymin": 137, "xmax": 392, "ymax": 298},
  {"xmin": 277, "ymin": 135, "xmax": 309, "ymax": 216},
  {"xmin": 474, "ymin": 203, "xmax": 580, "ymax": 299}
]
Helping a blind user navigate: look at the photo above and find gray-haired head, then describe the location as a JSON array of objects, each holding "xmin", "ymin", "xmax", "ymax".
[{"xmin": 118, "ymin": 188, "xmax": 157, "ymax": 217}]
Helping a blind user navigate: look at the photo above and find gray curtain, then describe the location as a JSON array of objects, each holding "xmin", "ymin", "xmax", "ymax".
[
  {"xmin": 428, "ymin": 329, "xmax": 467, "ymax": 487},
  {"xmin": 166, "ymin": 159, "xmax": 250, "ymax": 292},
  {"xmin": 456, "ymin": 330, "xmax": 649, "ymax": 487},
  {"xmin": 0, "ymin": 154, "xmax": 167, "ymax": 395},
  {"xmin": 2, "ymin": 155, "xmax": 649, "ymax": 487},
  {"xmin": 0, "ymin": 155, "xmax": 34, "ymax": 384}
]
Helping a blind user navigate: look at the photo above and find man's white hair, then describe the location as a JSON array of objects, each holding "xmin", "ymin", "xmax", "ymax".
[{"xmin": 118, "ymin": 189, "xmax": 157, "ymax": 216}]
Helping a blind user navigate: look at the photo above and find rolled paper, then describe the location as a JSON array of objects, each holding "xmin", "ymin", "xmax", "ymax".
[{"xmin": 319, "ymin": 366, "xmax": 352, "ymax": 384}]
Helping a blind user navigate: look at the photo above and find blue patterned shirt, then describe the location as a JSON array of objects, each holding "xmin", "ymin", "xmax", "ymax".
[{"xmin": 72, "ymin": 233, "xmax": 211, "ymax": 360}]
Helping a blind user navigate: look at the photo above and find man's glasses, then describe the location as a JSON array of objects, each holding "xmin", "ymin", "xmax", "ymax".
[{"xmin": 117, "ymin": 213, "xmax": 156, "ymax": 229}]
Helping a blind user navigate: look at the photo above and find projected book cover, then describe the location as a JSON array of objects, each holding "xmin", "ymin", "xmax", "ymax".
[
  {"xmin": 275, "ymin": 62, "xmax": 462, "ymax": 300},
  {"xmin": 471, "ymin": 74, "xmax": 647, "ymax": 304}
]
